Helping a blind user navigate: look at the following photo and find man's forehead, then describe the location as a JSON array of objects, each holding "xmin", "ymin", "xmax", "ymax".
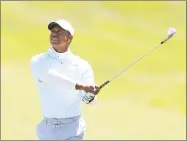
[{"xmin": 51, "ymin": 25, "xmax": 65, "ymax": 31}]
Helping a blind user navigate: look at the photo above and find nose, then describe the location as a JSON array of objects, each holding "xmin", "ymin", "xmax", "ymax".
[{"xmin": 52, "ymin": 32, "xmax": 58, "ymax": 36}]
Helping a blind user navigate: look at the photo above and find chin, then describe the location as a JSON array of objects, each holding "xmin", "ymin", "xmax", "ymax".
[{"xmin": 51, "ymin": 43, "xmax": 60, "ymax": 47}]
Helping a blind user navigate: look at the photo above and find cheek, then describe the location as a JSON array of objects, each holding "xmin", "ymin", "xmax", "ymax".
[
  {"xmin": 60, "ymin": 35, "xmax": 68, "ymax": 41},
  {"xmin": 50, "ymin": 34, "xmax": 53, "ymax": 40},
  {"xmin": 64, "ymin": 36, "xmax": 68, "ymax": 41}
]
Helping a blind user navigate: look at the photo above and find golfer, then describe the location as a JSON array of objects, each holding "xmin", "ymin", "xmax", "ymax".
[{"xmin": 30, "ymin": 19, "xmax": 100, "ymax": 140}]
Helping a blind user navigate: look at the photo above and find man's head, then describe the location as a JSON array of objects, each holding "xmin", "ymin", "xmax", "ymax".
[{"xmin": 48, "ymin": 19, "xmax": 74, "ymax": 52}]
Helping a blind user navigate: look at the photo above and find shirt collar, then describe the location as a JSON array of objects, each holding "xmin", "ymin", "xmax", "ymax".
[{"xmin": 47, "ymin": 47, "xmax": 77, "ymax": 65}]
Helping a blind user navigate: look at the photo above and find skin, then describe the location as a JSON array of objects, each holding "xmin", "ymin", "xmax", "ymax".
[
  {"xmin": 75, "ymin": 84, "xmax": 100, "ymax": 95},
  {"xmin": 50, "ymin": 25, "xmax": 72, "ymax": 53},
  {"xmin": 49, "ymin": 25, "xmax": 100, "ymax": 95}
]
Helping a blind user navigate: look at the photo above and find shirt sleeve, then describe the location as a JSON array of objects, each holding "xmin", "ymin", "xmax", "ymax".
[
  {"xmin": 80, "ymin": 62, "xmax": 97, "ymax": 104},
  {"xmin": 30, "ymin": 57, "xmax": 77, "ymax": 90}
]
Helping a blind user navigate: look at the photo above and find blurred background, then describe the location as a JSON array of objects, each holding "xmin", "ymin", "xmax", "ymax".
[{"xmin": 1, "ymin": 1, "xmax": 186, "ymax": 140}]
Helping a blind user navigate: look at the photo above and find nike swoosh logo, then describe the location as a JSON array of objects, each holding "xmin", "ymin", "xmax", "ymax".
[{"xmin": 38, "ymin": 78, "xmax": 43, "ymax": 83}]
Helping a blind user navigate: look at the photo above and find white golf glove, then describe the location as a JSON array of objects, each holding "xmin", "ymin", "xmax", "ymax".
[{"xmin": 82, "ymin": 93, "xmax": 96, "ymax": 104}]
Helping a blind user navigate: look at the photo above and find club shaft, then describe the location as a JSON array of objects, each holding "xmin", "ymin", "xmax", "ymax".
[
  {"xmin": 98, "ymin": 29, "xmax": 175, "ymax": 90},
  {"xmin": 99, "ymin": 43, "xmax": 162, "ymax": 89},
  {"xmin": 111, "ymin": 43, "xmax": 161, "ymax": 81}
]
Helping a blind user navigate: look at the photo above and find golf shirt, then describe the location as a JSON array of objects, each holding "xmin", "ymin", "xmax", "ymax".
[{"xmin": 30, "ymin": 47, "xmax": 96, "ymax": 118}]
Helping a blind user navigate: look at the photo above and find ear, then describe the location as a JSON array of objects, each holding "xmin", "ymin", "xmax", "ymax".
[{"xmin": 68, "ymin": 35, "xmax": 73, "ymax": 42}]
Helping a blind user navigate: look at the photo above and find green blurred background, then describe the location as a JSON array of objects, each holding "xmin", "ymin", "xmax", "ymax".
[{"xmin": 1, "ymin": 1, "xmax": 186, "ymax": 140}]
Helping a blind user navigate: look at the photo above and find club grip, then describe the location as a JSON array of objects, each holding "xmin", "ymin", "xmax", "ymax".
[{"xmin": 99, "ymin": 80, "xmax": 110, "ymax": 89}]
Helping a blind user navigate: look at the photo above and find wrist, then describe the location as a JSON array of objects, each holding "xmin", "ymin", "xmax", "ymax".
[{"xmin": 75, "ymin": 83, "xmax": 83, "ymax": 90}]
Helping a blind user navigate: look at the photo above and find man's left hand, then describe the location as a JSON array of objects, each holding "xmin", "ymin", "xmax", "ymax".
[{"xmin": 82, "ymin": 93, "xmax": 95, "ymax": 104}]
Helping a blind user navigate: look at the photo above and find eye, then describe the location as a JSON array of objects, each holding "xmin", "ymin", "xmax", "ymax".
[
  {"xmin": 58, "ymin": 30, "xmax": 63, "ymax": 34},
  {"xmin": 51, "ymin": 29, "xmax": 56, "ymax": 34}
]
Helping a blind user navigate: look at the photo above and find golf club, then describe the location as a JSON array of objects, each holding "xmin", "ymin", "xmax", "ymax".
[{"xmin": 97, "ymin": 27, "xmax": 176, "ymax": 91}]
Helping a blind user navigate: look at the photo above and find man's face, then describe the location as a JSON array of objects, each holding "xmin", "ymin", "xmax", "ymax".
[{"xmin": 50, "ymin": 25, "xmax": 72, "ymax": 48}]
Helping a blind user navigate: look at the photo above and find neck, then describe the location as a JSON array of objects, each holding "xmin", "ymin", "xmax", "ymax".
[{"xmin": 52, "ymin": 46, "xmax": 68, "ymax": 53}]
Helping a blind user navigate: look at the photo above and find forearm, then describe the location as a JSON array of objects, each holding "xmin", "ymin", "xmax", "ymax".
[{"xmin": 75, "ymin": 83, "xmax": 84, "ymax": 91}]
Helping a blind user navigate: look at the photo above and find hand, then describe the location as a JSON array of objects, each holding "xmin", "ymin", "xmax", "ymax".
[
  {"xmin": 93, "ymin": 85, "xmax": 100, "ymax": 95},
  {"xmin": 82, "ymin": 93, "xmax": 95, "ymax": 104}
]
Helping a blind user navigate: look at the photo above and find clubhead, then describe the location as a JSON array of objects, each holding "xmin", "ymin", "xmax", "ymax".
[
  {"xmin": 160, "ymin": 27, "xmax": 176, "ymax": 44},
  {"xmin": 168, "ymin": 27, "xmax": 176, "ymax": 38}
]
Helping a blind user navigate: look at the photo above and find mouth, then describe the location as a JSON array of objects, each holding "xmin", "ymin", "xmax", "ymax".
[{"xmin": 51, "ymin": 37, "xmax": 60, "ymax": 42}]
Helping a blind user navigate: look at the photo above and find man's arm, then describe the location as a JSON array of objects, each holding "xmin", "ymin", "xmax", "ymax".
[
  {"xmin": 30, "ymin": 56, "xmax": 99, "ymax": 93},
  {"xmin": 79, "ymin": 62, "xmax": 99, "ymax": 104},
  {"xmin": 30, "ymin": 57, "xmax": 77, "ymax": 90}
]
